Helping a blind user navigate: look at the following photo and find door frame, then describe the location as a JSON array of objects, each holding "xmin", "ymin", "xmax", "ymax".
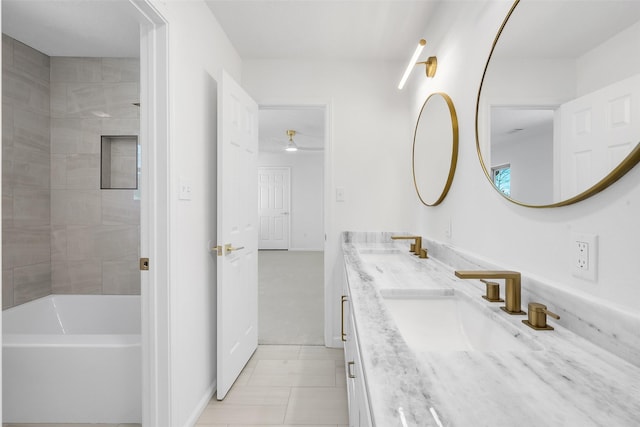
[
  {"xmin": 0, "ymin": 1, "xmax": 171, "ymax": 424},
  {"xmin": 258, "ymin": 102, "xmax": 334, "ymax": 347},
  {"xmin": 130, "ymin": 0, "xmax": 171, "ymax": 425},
  {"xmin": 258, "ymin": 166, "xmax": 292, "ymax": 250}
]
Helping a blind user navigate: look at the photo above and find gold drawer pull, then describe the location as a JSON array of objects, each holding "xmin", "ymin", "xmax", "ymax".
[{"xmin": 341, "ymin": 295, "xmax": 348, "ymax": 342}]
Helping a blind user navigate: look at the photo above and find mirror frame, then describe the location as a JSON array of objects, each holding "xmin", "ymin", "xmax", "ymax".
[
  {"xmin": 475, "ymin": 0, "xmax": 640, "ymax": 208},
  {"xmin": 413, "ymin": 92, "xmax": 459, "ymax": 206}
]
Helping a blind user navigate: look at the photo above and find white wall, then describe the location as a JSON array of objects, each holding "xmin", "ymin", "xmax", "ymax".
[
  {"xmin": 243, "ymin": 60, "xmax": 415, "ymax": 345},
  {"xmin": 148, "ymin": 1, "xmax": 241, "ymax": 425},
  {"xmin": 409, "ymin": 1, "xmax": 640, "ymax": 316},
  {"xmin": 259, "ymin": 151, "xmax": 324, "ymax": 250}
]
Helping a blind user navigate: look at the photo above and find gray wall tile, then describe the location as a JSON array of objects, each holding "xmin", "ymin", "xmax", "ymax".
[
  {"xmin": 3, "ymin": 186, "xmax": 13, "ymax": 229},
  {"xmin": 66, "ymin": 225, "xmax": 97, "ymax": 261},
  {"xmin": 12, "ymin": 142, "xmax": 50, "ymax": 188},
  {"xmin": 102, "ymin": 58, "xmax": 140, "ymax": 83},
  {"xmin": 52, "ymin": 260, "xmax": 101, "ymax": 294},
  {"xmin": 51, "ymin": 189, "xmax": 101, "ymax": 226},
  {"xmin": 13, "ymin": 262, "xmax": 51, "ymax": 305},
  {"xmin": 95, "ymin": 225, "xmax": 139, "ymax": 261},
  {"xmin": 51, "ymin": 117, "xmax": 101, "ymax": 154},
  {"xmin": 12, "ymin": 39, "xmax": 50, "ymax": 82},
  {"xmin": 2, "ymin": 69, "xmax": 50, "ymax": 115},
  {"xmin": 4, "ymin": 226, "xmax": 51, "ymax": 269},
  {"xmin": 13, "ymin": 188, "xmax": 50, "ymax": 226},
  {"xmin": 103, "ymin": 259, "xmax": 140, "ymax": 294},
  {"xmin": 2, "ymin": 35, "xmax": 52, "ymax": 309},
  {"xmin": 50, "ymin": 57, "xmax": 101, "ymax": 83},
  {"xmin": 13, "ymin": 108, "xmax": 50, "ymax": 152},
  {"xmin": 2, "ymin": 269, "xmax": 14, "ymax": 309},
  {"xmin": 50, "ymin": 226, "xmax": 67, "ymax": 262},
  {"xmin": 66, "ymin": 153, "xmax": 100, "ymax": 189},
  {"xmin": 3, "ymin": 34, "xmax": 14, "ymax": 67},
  {"xmin": 102, "ymin": 190, "xmax": 140, "ymax": 225},
  {"xmin": 4, "ymin": 47, "xmax": 142, "ymax": 308},
  {"xmin": 50, "ymin": 154, "xmax": 67, "ymax": 189}
]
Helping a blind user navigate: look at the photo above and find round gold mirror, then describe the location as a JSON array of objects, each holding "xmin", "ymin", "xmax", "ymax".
[
  {"xmin": 476, "ymin": 0, "xmax": 640, "ymax": 207},
  {"xmin": 413, "ymin": 92, "xmax": 459, "ymax": 206}
]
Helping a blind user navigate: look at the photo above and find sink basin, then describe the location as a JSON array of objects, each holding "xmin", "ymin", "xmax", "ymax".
[{"xmin": 383, "ymin": 292, "xmax": 540, "ymax": 352}]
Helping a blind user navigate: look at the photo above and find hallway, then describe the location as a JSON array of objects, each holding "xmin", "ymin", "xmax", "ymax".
[{"xmin": 195, "ymin": 345, "xmax": 348, "ymax": 426}]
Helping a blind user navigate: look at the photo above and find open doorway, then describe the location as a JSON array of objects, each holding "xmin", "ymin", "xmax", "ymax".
[{"xmin": 257, "ymin": 106, "xmax": 325, "ymax": 345}]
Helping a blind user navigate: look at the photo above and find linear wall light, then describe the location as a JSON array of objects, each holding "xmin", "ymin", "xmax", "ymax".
[{"xmin": 398, "ymin": 39, "xmax": 438, "ymax": 89}]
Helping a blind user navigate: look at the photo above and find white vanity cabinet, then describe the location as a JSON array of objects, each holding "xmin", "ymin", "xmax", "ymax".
[{"xmin": 342, "ymin": 277, "xmax": 373, "ymax": 427}]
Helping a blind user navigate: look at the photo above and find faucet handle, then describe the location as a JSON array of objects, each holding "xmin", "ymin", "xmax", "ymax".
[
  {"xmin": 480, "ymin": 279, "xmax": 503, "ymax": 302},
  {"xmin": 523, "ymin": 302, "xmax": 560, "ymax": 330}
]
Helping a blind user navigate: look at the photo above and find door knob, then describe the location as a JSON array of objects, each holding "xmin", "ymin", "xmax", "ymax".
[{"xmin": 283, "ymin": 212, "xmax": 289, "ymax": 215}]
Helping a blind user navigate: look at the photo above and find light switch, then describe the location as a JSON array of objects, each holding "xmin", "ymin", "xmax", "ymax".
[
  {"xmin": 179, "ymin": 177, "xmax": 192, "ymax": 200},
  {"xmin": 336, "ymin": 187, "xmax": 345, "ymax": 202}
]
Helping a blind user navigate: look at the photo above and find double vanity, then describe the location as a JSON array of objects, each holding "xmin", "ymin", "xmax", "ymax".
[{"xmin": 341, "ymin": 231, "xmax": 640, "ymax": 427}]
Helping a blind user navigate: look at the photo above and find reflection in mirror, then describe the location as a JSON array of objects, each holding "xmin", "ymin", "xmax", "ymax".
[
  {"xmin": 477, "ymin": 0, "xmax": 640, "ymax": 207},
  {"xmin": 413, "ymin": 92, "xmax": 458, "ymax": 206},
  {"xmin": 101, "ymin": 135, "xmax": 139, "ymax": 189}
]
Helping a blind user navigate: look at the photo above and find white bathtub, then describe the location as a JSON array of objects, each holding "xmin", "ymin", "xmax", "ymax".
[{"xmin": 2, "ymin": 294, "xmax": 141, "ymax": 423}]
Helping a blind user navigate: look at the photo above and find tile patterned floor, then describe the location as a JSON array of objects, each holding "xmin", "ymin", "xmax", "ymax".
[{"xmin": 195, "ymin": 345, "xmax": 349, "ymax": 427}]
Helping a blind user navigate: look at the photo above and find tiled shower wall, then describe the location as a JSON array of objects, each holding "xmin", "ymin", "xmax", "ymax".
[
  {"xmin": 50, "ymin": 56, "xmax": 140, "ymax": 295},
  {"xmin": 2, "ymin": 34, "xmax": 141, "ymax": 309},
  {"xmin": 2, "ymin": 35, "xmax": 52, "ymax": 309}
]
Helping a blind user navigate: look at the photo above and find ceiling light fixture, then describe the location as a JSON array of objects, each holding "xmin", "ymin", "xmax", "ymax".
[
  {"xmin": 398, "ymin": 39, "xmax": 438, "ymax": 89},
  {"xmin": 285, "ymin": 130, "xmax": 298, "ymax": 152}
]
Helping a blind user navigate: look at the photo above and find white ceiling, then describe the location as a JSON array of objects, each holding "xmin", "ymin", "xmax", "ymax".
[
  {"xmin": 259, "ymin": 108, "xmax": 325, "ymax": 152},
  {"xmin": 205, "ymin": 0, "xmax": 440, "ymax": 61},
  {"xmin": 494, "ymin": 1, "xmax": 640, "ymax": 59},
  {"xmin": 2, "ymin": 0, "xmax": 140, "ymax": 57}
]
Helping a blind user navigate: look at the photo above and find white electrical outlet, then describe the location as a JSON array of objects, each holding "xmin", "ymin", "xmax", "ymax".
[{"xmin": 572, "ymin": 233, "xmax": 597, "ymax": 281}]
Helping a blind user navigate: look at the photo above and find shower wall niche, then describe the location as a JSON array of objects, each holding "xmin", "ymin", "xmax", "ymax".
[{"xmin": 2, "ymin": 34, "xmax": 141, "ymax": 309}]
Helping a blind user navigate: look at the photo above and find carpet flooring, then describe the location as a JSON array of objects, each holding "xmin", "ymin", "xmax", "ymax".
[{"xmin": 258, "ymin": 250, "xmax": 324, "ymax": 345}]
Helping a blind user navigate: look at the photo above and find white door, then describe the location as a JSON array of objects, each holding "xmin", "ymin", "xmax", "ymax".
[
  {"xmin": 258, "ymin": 167, "xmax": 290, "ymax": 249},
  {"xmin": 216, "ymin": 70, "xmax": 259, "ymax": 400},
  {"xmin": 558, "ymin": 73, "xmax": 640, "ymax": 199}
]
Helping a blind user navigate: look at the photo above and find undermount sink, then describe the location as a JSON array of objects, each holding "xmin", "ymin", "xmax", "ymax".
[{"xmin": 383, "ymin": 291, "xmax": 541, "ymax": 352}]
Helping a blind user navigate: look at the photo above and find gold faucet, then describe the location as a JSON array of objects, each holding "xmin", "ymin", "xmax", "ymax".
[
  {"xmin": 391, "ymin": 235, "xmax": 428, "ymax": 258},
  {"xmin": 454, "ymin": 270, "xmax": 525, "ymax": 315}
]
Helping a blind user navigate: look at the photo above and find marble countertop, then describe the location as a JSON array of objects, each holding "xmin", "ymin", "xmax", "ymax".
[{"xmin": 342, "ymin": 232, "xmax": 640, "ymax": 427}]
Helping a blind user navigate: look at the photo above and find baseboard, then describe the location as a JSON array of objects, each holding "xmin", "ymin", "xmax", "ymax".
[
  {"xmin": 182, "ymin": 379, "xmax": 216, "ymax": 427},
  {"xmin": 288, "ymin": 247, "xmax": 324, "ymax": 252}
]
